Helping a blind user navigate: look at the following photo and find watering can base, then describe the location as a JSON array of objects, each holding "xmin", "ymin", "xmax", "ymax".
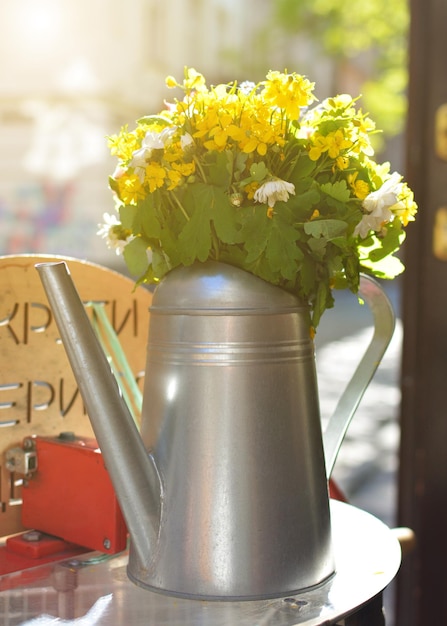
[{"xmin": 126, "ymin": 567, "xmax": 337, "ymax": 602}]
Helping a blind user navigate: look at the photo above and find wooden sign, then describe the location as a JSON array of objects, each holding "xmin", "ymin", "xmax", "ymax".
[{"xmin": 0, "ymin": 255, "xmax": 152, "ymax": 538}]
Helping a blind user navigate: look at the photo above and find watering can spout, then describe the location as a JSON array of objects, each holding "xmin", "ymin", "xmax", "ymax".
[{"xmin": 36, "ymin": 262, "xmax": 161, "ymax": 565}]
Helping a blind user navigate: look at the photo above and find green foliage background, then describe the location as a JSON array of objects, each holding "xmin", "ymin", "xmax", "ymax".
[{"xmin": 272, "ymin": 0, "xmax": 410, "ymax": 148}]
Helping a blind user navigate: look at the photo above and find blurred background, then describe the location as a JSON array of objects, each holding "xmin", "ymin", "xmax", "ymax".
[{"xmin": 0, "ymin": 0, "xmax": 409, "ymax": 265}]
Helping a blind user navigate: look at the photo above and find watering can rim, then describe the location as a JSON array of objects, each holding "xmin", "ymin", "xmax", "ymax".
[{"xmin": 149, "ymin": 260, "xmax": 308, "ymax": 314}]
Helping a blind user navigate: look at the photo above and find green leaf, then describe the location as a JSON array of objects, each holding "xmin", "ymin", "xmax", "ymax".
[
  {"xmin": 240, "ymin": 208, "xmax": 270, "ymax": 262},
  {"xmin": 294, "ymin": 188, "xmax": 321, "ymax": 214},
  {"xmin": 289, "ymin": 154, "xmax": 317, "ymax": 182},
  {"xmin": 304, "ymin": 219, "xmax": 348, "ymax": 239},
  {"xmin": 320, "ymin": 180, "xmax": 352, "ymax": 204},
  {"xmin": 312, "ymin": 281, "xmax": 334, "ymax": 329},
  {"xmin": 206, "ymin": 151, "xmax": 232, "ymax": 187},
  {"xmin": 211, "ymin": 187, "xmax": 241, "ymax": 244},
  {"xmin": 357, "ymin": 222, "xmax": 405, "ymax": 279},
  {"xmin": 187, "ymin": 181, "xmax": 214, "ymax": 209},
  {"xmin": 108, "ymin": 176, "xmax": 120, "ymax": 194},
  {"xmin": 120, "ymin": 197, "xmax": 162, "ymax": 240},
  {"xmin": 136, "ymin": 114, "xmax": 172, "ymax": 126},
  {"xmin": 287, "ymin": 178, "xmax": 320, "ymax": 217},
  {"xmin": 157, "ymin": 229, "xmax": 183, "ymax": 266},
  {"xmin": 137, "ymin": 196, "xmax": 161, "ymax": 239},
  {"xmin": 119, "ymin": 204, "xmax": 138, "ymax": 231},
  {"xmin": 234, "ymin": 151, "xmax": 248, "ymax": 179},
  {"xmin": 250, "ymin": 161, "xmax": 269, "ymax": 181},
  {"xmin": 343, "ymin": 253, "xmax": 361, "ymax": 289},
  {"xmin": 178, "ymin": 186, "xmax": 213, "ymax": 264},
  {"xmin": 360, "ymin": 253, "xmax": 405, "ymax": 278},
  {"xmin": 298, "ymin": 254, "xmax": 317, "ymax": 297},
  {"xmin": 182, "ymin": 183, "xmax": 242, "ymax": 246},
  {"xmin": 265, "ymin": 219, "xmax": 303, "ymax": 280},
  {"xmin": 150, "ymin": 249, "xmax": 170, "ymax": 279},
  {"xmin": 123, "ymin": 237, "xmax": 150, "ymax": 277},
  {"xmin": 240, "ymin": 208, "xmax": 302, "ymax": 282},
  {"xmin": 307, "ymin": 237, "xmax": 327, "ymax": 257},
  {"xmin": 178, "ymin": 209, "xmax": 212, "ymax": 264},
  {"xmin": 318, "ymin": 119, "xmax": 341, "ymax": 136}
]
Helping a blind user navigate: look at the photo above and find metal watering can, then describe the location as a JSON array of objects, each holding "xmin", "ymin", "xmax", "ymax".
[{"xmin": 36, "ymin": 260, "xmax": 394, "ymax": 600}]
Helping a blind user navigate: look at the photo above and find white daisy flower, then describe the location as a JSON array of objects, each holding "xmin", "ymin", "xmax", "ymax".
[
  {"xmin": 180, "ymin": 132, "xmax": 194, "ymax": 150},
  {"xmin": 143, "ymin": 126, "xmax": 176, "ymax": 150},
  {"xmin": 354, "ymin": 172, "xmax": 403, "ymax": 238},
  {"xmin": 130, "ymin": 127, "xmax": 177, "ymax": 181},
  {"xmin": 362, "ymin": 172, "xmax": 403, "ymax": 215},
  {"xmin": 254, "ymin": 178, "xmax": 296, "ymax": 208},
  {"xmin": 97, "ymin": 213, "xmax": 131, "ymax": 255}
]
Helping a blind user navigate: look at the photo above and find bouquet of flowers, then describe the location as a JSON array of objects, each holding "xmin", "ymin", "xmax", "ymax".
[{"xmin": 100, "ymin": 67, "xmax": 417, "ymax": 328}]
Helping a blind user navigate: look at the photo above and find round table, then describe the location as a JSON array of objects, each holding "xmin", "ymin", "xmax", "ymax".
[{"xmin": 0, "ymin": 501, "xmax": 401, "ymax": 625}]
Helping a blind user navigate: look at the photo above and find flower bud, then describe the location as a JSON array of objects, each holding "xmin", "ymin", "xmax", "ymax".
[{"xmin": 165, "ymin": 76, "xmax": 177, "ymax": 88}]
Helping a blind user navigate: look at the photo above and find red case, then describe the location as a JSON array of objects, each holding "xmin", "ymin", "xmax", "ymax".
[{"xmin": 22, "ymin": 435, "xmax": 127, "ymax": 554}]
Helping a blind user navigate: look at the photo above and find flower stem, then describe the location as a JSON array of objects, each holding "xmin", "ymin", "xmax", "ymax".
[
  {"xmin": 211, "ymin": 227, "xmax": 220, "ymax": 260},
  {"xmin": 194, "ymin": 156, "xmax": 207, "ymax": 182},
  {"xmin": 171, "ymin": 192, "xmax": 190, "ymax": 221}
]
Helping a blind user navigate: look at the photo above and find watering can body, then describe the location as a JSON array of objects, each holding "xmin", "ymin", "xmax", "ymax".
[
  {"xmin": 36, "ymin": 260, "xmax": 395, "ymax": 600},
  {"xmin": 135, "ymin": 262, "xmax": 332, "ymax": 597}
]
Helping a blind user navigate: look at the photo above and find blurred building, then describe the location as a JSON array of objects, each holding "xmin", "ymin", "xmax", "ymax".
[
  {"xmin": 0, "ymin": 0, "xmax": 334, "ymax": 264},
  {"xmin": 0, "ymin": 1, "xmax": 246, "ymax": 263}
]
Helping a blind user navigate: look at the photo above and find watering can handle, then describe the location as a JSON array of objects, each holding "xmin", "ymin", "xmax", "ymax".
[{"xmin": 323, "ymin": 274, "xmax": 395, "ymax": 479}]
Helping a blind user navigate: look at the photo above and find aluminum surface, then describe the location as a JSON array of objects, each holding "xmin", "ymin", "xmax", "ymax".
[
  {"xmin": 323, "ymin": 275, "xmax": 395, "ymax": 477},
  {"xmin": 138, "ymin": 261, "xmax": 332, "ymax": 597},
  {"xmin": 0, "ymin": 502, "xmax": 402, "ymax": 625},
  {"xmin": 36, "ymin": 262, "xmax": 162, "ymax": 566},
  {"xmin": 37, "ymin": 260, "xmax": 394, "ymax": 601}
]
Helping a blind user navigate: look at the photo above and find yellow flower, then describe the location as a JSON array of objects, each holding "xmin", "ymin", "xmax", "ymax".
[
  {"xmin": 105, "ymin": 67, "xmax": 417, "ymax": 328},
  {"xmin": 107, "ymin": 126, "xmax": 141, "ymax": 162},
  {"xmin": 308, "ymin": 138, "xmax": 326, "ymax": 161},
  {"xmin": 352, "ymin": 131, "xmax": 375, "ymax": 157},
  {"xmin": 327, "ymin": 130, "xmax": 353, "ymax": 158},
  {"xmin": 208, "ymin": 125, "xmax": 230, "ymax": 150},
  {"xmin": 166, "ymin": 169, "xmax": 183, "ymax": 190},
  {"xmin": 354, "ymin": 180, "xmax": 370, "ymax": 200},
  {"xmin": 308, "ymin": 129, "xmax": 353, "ymax": 161},
  {"xmin": 227, "ymin": 124, "xmax": 247, "ymax": 144},
  {"xmin": 348, "ymin": 172, "xmax": 370, "ymax": 200},
  {"xmin": 165, "ymin": 75, "xmax": 177, "ymax": 88},
  {"xmin": 356, "ymin": 113, "xmax": 376, "ymax": 136},
  {"xmin": 145, "ymin": 163, "xmax": 167, "ymax": 193},
  {"xmin": 394, "ymin": 184, "xmax": 418, "ymax": 226},
  {"xmin": 262, "ymin": 70, "xmax": 316, "ymax": 119},
  {"xmin": 193, "ymin": 109, "xmax": 220, "ymax": 140},
  {"xmin": 172, "ymin": 161, "xmax": 195, "ymax": 177},
  {"xmin": 244, "ymin": 181, "xmax": 259, "ymax": 200},
  {"xmin": 115, "ymin": 173, "xmax": 145, "ymax": 205},
  {"xmin": 334, "ymin": 156, "xmax": 350, "ymax": 171},
  {"xmin": 183, "ymin": 67, "xmax": 206, "ymax": 92}
]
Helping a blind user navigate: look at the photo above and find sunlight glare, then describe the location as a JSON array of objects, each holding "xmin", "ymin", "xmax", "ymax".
[{"xmin": 8, "ymin": 0, "xmax": 64, "ymax": 47}]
